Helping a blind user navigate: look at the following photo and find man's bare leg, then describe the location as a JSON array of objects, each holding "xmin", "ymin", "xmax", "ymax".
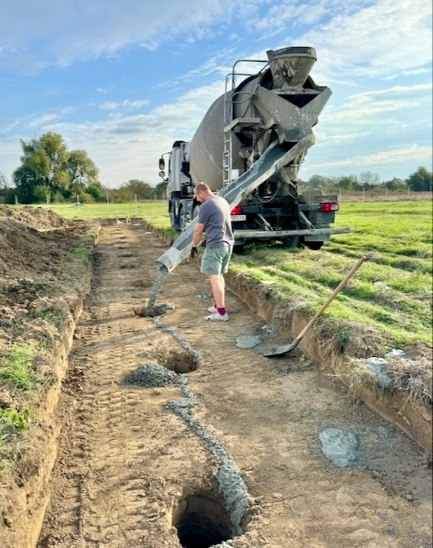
[{"xmin": 209, "ymin": 274, "xmax": 225, "ymax": 308}]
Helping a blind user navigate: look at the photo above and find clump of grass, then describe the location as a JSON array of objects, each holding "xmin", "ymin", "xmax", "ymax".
[
  {"xmin": 347, "ymin": 358, "xmax": 384, "ymax": 394},
  {"xmin": 0, "ymin": 345, "xmax": 39, "ymax": 392},
  {"xmin": 31, "ymin": 307, "xmax": 66, "ymax": 328},
  {"xmin": 0, "ymin": 405, "xmax": 31, "ymax": 471},
  {"xmin": 388, "ymin": 356, "xmax": 432, "ymax": 406},
  {"xmin": 0, "ymin": 345, "xmax": 38, "ymax": 465},
  {"xmin": 0, "ymin": 407, "xmax": 30, "ymax": 434},
  {"xmin": 72, "ymin": 229, "xmax": 98, "ymax": 264},
  {"xmin": 0, "ymin": 344, "xmax": 52, "ymax": 475},
  {"xmin": 346, "ymin": 354, "xmax": 432, "ymax": 408}
]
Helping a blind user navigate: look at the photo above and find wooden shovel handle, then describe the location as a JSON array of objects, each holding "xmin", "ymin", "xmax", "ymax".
[{"xmin": 295, "ymin": 255, "xmax": 368, "ymax": 341}]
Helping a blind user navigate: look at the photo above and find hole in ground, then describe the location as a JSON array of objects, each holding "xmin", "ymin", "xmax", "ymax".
[
  {"xmin": 159, "ymin": 348, "xmax": 198, "ymax": 374},
  {"xmin": 174, "ymin": 492, "xmax": 233, "ymax": 548}
]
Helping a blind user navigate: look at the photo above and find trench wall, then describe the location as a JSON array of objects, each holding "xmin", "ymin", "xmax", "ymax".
[{"xmin": 0, "ymin": 232, "xmax": 98, "ymax": 548}]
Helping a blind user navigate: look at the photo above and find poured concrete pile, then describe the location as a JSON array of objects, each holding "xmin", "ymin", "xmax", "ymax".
[
  {"xmin": 319, "ymin": 427, "xmax": 360, "ymax": 468},
  {"xmin": 126, "ymin": 363, "xmax": 177, "ymax": 387}
]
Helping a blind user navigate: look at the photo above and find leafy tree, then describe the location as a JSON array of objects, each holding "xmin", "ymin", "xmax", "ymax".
[
  {"xmin": 13, "ymin": 133, "xmax": 69, "ymax": 202},
  {"xmin": 12, "ymin": 164, "xmax": 38, "ymax": 203},
  {"xmin": 66, "ymin": 150, "xmax": 99, "ymax": 186},
  {"xmin": 12, "ymin": 132, "xmax": 101, "ymax": 203},
  {"xmin": 407, "ymin": 166, "xmax": 432, "ymax": 192},
  {"xmin": 383, "ymin": 178, "xmax": 407, "ymax": 191},
  {"xmin": 306, "ymin": 174, "xmax": 330, "ymax": 189},
  {"xmin": 86, "ymin": 182, "xmax": 106, "ymax": 202},
  {"xmin": 356, "ymin": 171, "xmax": 380, "ymax": 189},
  {"xmin": 336, "ymin": 175, "xmax": 357, "ymax": 190},
  {"xmin": 0, "ymin": 170, "xmax": 8, "ymax": 189},
  {"xmin": 111, "ymin": 179, "xmax": 156, "ymax": 202},
  {"xmin": 125, "ymin": 179, "xmax": 156, "ymax": 199},
  {"xmin": 155, "ymin": 181, "xmax": 168, "ymax": 199},
  {"xmin": 0, "ymin": 170, "xmax": 9, "ymax": 203}
]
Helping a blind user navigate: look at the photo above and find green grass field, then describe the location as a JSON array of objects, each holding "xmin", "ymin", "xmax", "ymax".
[{"xmin": 23, "ymin": 200, "xmax": 433, "ymax": 347}]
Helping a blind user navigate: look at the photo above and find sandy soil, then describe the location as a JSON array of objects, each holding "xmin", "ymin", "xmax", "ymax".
[
  {"xmin": 28, "ymin": 222, "xmax": 431, "ymax": 548},
  {"xmin": 0, "ymin": 208, "xmax": 431, "ymax": 548}
]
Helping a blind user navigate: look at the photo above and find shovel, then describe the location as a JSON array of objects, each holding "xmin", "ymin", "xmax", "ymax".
[{"xmin": 264, "ymin": 255, "xmax": 368, "ymax": 357}]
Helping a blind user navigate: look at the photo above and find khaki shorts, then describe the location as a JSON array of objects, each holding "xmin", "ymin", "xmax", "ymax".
[{"xmin": 200, "ymin": 246, "xmax": 233, "ymax": 275}]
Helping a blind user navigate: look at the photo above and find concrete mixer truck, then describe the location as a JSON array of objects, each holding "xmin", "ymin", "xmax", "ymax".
[{"xmin": 157, "ymin": 46, "xmax": 350, "ymax": 268}]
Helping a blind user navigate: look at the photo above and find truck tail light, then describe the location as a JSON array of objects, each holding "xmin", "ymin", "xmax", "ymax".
[
  {"xmin": 320, "ymin": 202, "xmax": 339, "ymax": 212},
  {"xmin": 231, "ymin": 206, "xmax": 243, "ymax": 215}
]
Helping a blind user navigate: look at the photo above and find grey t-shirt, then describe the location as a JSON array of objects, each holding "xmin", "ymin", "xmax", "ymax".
[{"xmin": 198, "ymin": 196, "xmax": 234, "ymax": 249}]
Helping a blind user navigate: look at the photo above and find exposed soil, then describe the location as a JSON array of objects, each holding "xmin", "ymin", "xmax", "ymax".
[{"xmin": 0, "ymin": 211, "xmax": 432, "ymax": 548}]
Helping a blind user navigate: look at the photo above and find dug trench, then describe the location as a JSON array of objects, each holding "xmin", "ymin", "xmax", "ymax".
[{"xmin": 3, "ymin": 220, "xmax": 432, "ymax": 547}]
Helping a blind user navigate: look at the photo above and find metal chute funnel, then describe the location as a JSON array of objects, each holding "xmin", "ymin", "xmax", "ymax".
[{"xmin": 267, "ymin": 47, "xmax": 317, "ymax": 89}]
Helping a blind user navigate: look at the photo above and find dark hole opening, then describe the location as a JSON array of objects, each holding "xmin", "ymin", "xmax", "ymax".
[
  {"xmin": 160, "ymin": 349, "xmax": 198, "ymax": 374},
  {"xmin": 174, "ymin": 494, "xmax": 232, "ymax": 548}
]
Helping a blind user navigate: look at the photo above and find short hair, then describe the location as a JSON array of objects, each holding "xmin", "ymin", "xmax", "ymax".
[{"xmin": 195, "ymin": 182, "xmax": 211, "ymax": 193}]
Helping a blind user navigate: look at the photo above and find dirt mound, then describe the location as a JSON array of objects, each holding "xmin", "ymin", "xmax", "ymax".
[
  {"xmin": 0, "ymin": 205, "xmax": 70, "ymax": 230},
  {"xmin": 0, "ymin": 205, "xmax": 94, "ymax": 358},
  {"xmin": 0, "ymin": 206, "xmax": 97, "ymax": 548},
  {"xmin": 0, "ymin": 206, "xmax": 88, "ymax": 279}
]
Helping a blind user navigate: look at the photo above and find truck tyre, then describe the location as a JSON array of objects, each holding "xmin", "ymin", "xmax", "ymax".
[
  {"xmin": 303, "ymin": 240, "xmax": 324, "ymax": 250},
  {"xmin": 282, "ymin": 236, "xmax": 300, "ymax": 249},
  {"xmin": 179, "ymin": 209, "xmax": 187, "ymax": 232},
  {"xmin": 170, "ymin": 209, "xmax": 179, "ymax": 231}
]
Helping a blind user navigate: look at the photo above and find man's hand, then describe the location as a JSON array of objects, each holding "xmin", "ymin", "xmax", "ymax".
[{"xmin": 190, "ymin": 246, "xmax": 198, "ymax": 259}]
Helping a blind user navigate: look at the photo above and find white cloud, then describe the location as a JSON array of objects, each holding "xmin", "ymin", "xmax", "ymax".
[
  {"xmin": 318, "ymin": 83, "xmax": 432, "ymax": 131},
  {"xmin": 0, "ymin": 0, "xmax": 259, "ymax": 72},
  {"xmin": 382, "ymin": 68, "xmax": 432, "ymax": 81},
  {"xmin": 363, "ymin": 144, "xmax": 432, "ymax": 165},
  {"xmin": 27, "ymin": 109, "xmax": 74, "ymax": 128},
  {"xmin": 100, "ymin": 102, "xmax": 118, "ymax": 111},
  {"xmin": 312, "ymin": 144, "xmax": 432, "ymax": 170},
  {"xmin": 298, "ymin": 0, "xmax": 432, "ymax": 82},
  {"xmin": 351, "ymin": 83, "xmax": 432, "ymax": 99},
  {"xmin": 32, "ymin": 80, "xmax": 226, "ymax": 186},
  {"xmin": 100, "ymin": 99, "xmax": 149, "ymax": 111}
]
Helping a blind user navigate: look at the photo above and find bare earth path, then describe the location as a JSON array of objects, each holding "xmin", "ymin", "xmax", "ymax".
[{"xmin": 38, "ymin": 223, "xmax": 432, "ymax": 548}]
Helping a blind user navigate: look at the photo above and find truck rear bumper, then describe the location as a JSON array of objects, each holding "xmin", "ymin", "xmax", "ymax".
[{"xmin": 233, "ymin": 227, "xmax": 351, "ymax": 240}]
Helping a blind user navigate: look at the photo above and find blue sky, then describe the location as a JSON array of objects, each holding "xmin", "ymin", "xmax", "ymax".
[{"xmin": 0, "ymin": 0, "xmax": 431, "ymax": 188}]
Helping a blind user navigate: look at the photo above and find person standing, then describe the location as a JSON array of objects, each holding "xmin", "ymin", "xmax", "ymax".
[{"xmin": 191, "ymin": 182, "xmax": 234, "ymax": 321}]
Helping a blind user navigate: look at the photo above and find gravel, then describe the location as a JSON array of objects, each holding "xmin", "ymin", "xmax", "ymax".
[{"xmin": 125, "ymin": 363, "xmax": 177, "ymax": 387}]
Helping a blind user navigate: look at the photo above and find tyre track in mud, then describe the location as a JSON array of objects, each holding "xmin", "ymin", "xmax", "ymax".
[{"xmin": 37, "ymin": 223, "xmax": 431, "ymax": 548}]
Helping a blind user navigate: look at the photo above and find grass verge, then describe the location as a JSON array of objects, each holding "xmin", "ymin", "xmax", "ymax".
[{"xmin": 0, "ymin": 344, "xmax": 45, "ymax": 471}]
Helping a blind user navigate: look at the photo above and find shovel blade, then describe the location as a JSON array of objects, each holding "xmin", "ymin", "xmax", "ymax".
[{"xmin": 264, "ymin": 338, "xmax": 300, "ymax": 357}]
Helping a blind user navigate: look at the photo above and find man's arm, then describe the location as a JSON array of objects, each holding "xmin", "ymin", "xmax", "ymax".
[{"xmin": 192, "ymin": 222, "xmax": 205, "ymax": 248}]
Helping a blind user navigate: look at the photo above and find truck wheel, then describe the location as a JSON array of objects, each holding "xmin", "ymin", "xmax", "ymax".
[
  {"xmin": 170, "ymin": 209, "xmax": 180, "ymax": 231},
  {"xmin": 179, "ymin": 210, "xmax": 189, "ymax": 232},
  {"xmin": 282, "ymin": 236, "xmax": 300, "ymax": 249},
  {"xmin": 304, "ymin": 241, "xmax": 324, "ymax": 250}
]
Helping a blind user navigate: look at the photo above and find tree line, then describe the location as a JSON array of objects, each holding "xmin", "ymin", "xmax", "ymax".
[
  {"xmin": 0, "ymin": 132, "xmax": 431, "ymax": 204},
  {"xmin": 0, "ymin": 132, "xmax": 166, "ymax": 204},
  {"xmin": 298, "ymin": 169, "xmax": 432, "ymax": 194}
]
